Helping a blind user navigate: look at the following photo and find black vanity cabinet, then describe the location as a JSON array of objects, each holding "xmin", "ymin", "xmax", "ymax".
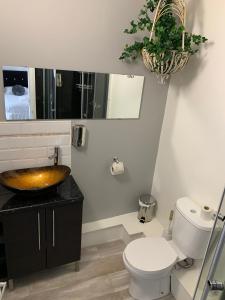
[{"xmin": 0, "ymin": 175, "xmax": 83, "ymax": 281}]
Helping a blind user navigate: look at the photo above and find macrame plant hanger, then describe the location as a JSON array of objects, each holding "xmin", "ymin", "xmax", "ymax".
[{"xmin": 142, "ymin": 0, "xmax": 190, "ymax": 83}]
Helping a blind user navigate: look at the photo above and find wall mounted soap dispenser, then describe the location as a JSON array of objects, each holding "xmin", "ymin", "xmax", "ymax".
[{"xmin": 72, "ymin": 125, "xmax": 86, "ymax": 149}]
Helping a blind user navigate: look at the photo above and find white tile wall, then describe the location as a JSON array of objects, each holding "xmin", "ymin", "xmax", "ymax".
[{"xmin": 0, "ymin": 121, "xmax": 71, "ymax": 172}]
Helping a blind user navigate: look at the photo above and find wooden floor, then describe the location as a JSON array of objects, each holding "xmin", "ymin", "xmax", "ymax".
[{"xmin": 4, "ymin": 240, "xmax": 175, "ymax": 300}]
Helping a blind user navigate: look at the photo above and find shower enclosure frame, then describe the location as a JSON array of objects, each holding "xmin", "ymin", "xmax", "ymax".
[{"xmin": 194, "ymin": 189, "xmax": 225, "ymax": 300}]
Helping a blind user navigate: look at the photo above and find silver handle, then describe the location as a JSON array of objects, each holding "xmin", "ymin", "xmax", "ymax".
[
  {"xmin": 0, "ymin": 281, "xmax": 7, "ymax": 297},
  {"xmin": 52, "ymin": 209, "xmax": 55, "ymax": 247},
  {"xmin": 208, "ymin": 280, "xmax": 224, "ymax": 291},
  {"xmin": 56, "ymin": 73, "xmax": 63, "ymax": 87},
  {"xmin": 218, "ymin": 213, "xmax": 225, "ymax": 222},
  {"xmin": 37, "ymin": 212, "xmax": 41, "ymax": 251}
]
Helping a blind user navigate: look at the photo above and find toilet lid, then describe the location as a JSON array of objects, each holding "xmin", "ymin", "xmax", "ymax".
[{"xmin": 124, "ymin": 237, "xmax": 178, "ymax": 272}]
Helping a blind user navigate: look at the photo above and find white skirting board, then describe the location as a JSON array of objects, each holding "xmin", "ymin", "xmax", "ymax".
[
  {"xmin": 171, "ymin": 273, "xmax": 192, "ymax": 300},
  {"xmin": 81, "ymin": 224, "xmax": 131, "ymax": 248},
  {"xmin": 82, "ymin": 212, "xmax": 164, "ymax": 237}
]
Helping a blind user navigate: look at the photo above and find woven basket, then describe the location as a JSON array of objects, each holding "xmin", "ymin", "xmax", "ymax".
[{"xmin": 142, "ymin": 0, "xmax": 190, "ymax": 82}]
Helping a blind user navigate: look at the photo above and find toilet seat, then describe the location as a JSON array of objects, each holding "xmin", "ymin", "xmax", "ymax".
[{"xmin": 124, "ymin": 237, "xmax": 178, "ymax": 276}]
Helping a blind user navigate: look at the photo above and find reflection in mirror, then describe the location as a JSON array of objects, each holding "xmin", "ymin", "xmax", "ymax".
[{"xmin": 2, "ymin": 66, "xmax": 144, "ymax": 120}]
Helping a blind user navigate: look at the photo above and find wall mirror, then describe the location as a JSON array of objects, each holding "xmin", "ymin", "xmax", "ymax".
[{"xmin": 2, "ymin": 66, "xmax": 144, "ymax": 121}]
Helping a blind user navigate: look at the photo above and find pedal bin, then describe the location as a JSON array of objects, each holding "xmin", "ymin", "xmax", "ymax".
[{"xmin": 138, "ymin": 194, "xmax": 157, "ymax": 223}]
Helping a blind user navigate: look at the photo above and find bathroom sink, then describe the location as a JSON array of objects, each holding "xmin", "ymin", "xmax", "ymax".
[{"xmin": 0, "ymin": 165, "xmax": 71, "ymax": 193}]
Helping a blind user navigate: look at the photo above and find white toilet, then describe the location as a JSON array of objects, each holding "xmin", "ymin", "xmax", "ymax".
[{"xmin": 123, "ymin": 197, "xmax": 214, "ymax": 300}]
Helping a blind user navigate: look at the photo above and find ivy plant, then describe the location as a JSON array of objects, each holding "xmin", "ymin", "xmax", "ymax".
[{"xmin": 120, "ymin": 0, "xmax": 207, "ymax": 64}]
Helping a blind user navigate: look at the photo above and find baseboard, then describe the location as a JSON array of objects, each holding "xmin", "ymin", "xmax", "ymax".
[
  {"xmin": 171, "ymin": 272, "xmax": 192, "ymax": 300},
  {"xmin": 81, "ymin": 224, "xmax": 130, "ymax": 248},
  {"xmin": 81, "ymin": 223, "xmax": 145, "ymax": 248}
]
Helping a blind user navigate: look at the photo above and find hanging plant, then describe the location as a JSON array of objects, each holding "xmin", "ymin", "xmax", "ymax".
[{"xmin": 120, "ymin": 0, "xmax": 207, "ymax": 83}]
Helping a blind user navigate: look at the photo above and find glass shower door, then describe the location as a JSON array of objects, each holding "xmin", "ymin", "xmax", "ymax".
[{"xmin": 194, "ymin": 190, "xmax": 225, "ymax": 300}]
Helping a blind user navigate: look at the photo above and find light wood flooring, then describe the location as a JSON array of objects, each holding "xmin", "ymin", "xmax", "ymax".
[{"xmin": 4, "ymin": 240, "xmax": 175, "ymax": 300}]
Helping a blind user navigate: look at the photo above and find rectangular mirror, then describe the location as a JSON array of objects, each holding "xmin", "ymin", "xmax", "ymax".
[{"xmin": 2, "ymin": 66, "xmax": 144, "ymax": 120}]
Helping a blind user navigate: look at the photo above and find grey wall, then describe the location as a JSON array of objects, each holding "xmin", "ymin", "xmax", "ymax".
[{"xmin": 0, "ymin": 0, "xmax": 168, "ymax": 222}]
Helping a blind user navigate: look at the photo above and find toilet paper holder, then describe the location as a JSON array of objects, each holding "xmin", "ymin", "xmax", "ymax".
[
  {"xmin": 110, "ymin": 157, "xmax": 125, "ymax": 176},
  {"xmin": 113, "ymin": 157, "xmax": 120, "ymax": 163}
]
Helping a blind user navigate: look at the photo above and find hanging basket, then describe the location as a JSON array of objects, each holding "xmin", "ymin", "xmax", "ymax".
[
  {"xmin": 142, "ymin": 0, "xmax": 190, "ymax": 82},
  {"xmin": 142, "ymin": 49, "xmax": 190, "ymax": 82}
]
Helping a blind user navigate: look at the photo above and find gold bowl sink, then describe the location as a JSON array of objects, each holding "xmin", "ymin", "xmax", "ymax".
[{"xmin": 0, "ymin": 165, "xmax": 71, "ymax": 193}]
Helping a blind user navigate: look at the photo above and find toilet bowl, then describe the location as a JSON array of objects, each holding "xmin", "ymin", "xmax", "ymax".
[
  {"xmin": 123, "ymin": 197, "xmax": 214, "ymax": 300},
  {"xmin": 123, "ymin": 237, "xmax": 178, "ymax": 300}
]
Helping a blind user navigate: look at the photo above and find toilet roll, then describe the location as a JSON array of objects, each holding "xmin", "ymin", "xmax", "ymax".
[
  {"xmin": 200, "ymin": 205, "xmax": 213, "ymax": 221},
  {"xmin": 110, "ymin": 161, "xmax": 124, "ymax": 176}
]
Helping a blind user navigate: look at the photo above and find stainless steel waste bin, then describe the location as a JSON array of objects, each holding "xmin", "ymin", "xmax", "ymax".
[{"xmin": 138, "ymin": 194, "xmax": 157, "ymax": 223}]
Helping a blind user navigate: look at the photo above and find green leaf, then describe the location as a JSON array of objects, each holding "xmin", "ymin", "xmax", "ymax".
[{"xmin": 120, "ymin": 0, "xmax": 208, "ymax": 66}]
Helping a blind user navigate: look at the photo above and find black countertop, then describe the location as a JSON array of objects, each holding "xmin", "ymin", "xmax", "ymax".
[{"xmin": 0, "ymin": 175, "xmax": 84, "ymax": 215}]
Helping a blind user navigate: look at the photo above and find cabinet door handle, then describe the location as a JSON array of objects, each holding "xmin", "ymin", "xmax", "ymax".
[
  {"xmin": 37, "ymin": 212, "xmax": 41, "ymax": 251},
  {"xmin": 52, "ymin": 209, "xmax": 55, "ymax": 247}
]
